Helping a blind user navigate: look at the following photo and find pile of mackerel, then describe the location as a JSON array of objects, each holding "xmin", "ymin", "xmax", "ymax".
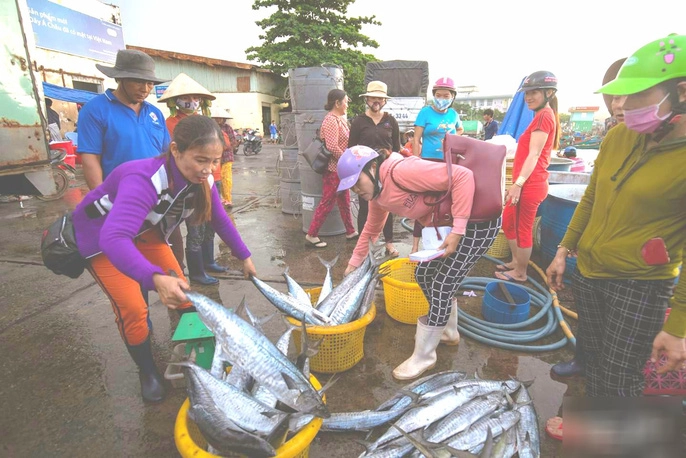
[
  {"xmin": 321, "ymin": 370, "xmax": 541, "ymax": 458},
  {"xmin": 251, "ymin": 242, "xmax": 389, "ymax": 326}
]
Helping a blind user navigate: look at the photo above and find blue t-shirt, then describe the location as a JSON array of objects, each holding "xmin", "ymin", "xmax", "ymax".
[
  {"xmin": 484, "ymin": 119, "xmax": 499, "ymax": 140},
  {"xmin": 415, "ymin": 106, "xmax": 461, "ymax": 159},
  {"xmin": 269, "ymin": 123, "xmax": 278, "ymax": 135},
  {"xmin": 77, "ymin": 89, "xmax": 170, "ymax": 178}
]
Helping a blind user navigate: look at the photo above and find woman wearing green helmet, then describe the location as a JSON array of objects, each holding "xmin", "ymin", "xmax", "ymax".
[{"xmin": 547, "ymin": 34, "xmax": 686, "ymax": 397}]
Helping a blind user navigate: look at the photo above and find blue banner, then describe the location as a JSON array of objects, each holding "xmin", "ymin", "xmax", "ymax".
[{"xmin": 27, "ymin": 0, "xmax": 124, "ymax": 63}]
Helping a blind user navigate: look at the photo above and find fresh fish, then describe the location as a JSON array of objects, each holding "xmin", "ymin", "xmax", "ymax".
[
  {"xmin": 375, "ymin": 370, "xmax": 467, "ymax": 412},
  {"xmin": 360, "ymin": 436, "xmax": 414, "ymax": 458},
  {"xmin": 188, "ymin": 404, "xmax": 276, "ymax": 457},
  {"xmin": 514, "ymin": 385, "xmax": 540, "ymax": 458},
  {"xmin": 177, "ymin": 360, "xmax": 287, "ymax": 436},
  {"xmin": 446, "ymin": 410, "xmax": 520, "ymax": 452},
  {"xmin": 250, "ymin": 275, "xmax": 331, "ymax": 325},
  {"xmin": 186, "ymin": 292, "xmax": 329, "ymax": 418},
  {"xmin": 317, "ymin": 240, "xmax": 379, "ymax": 317},
  {"xmin": 223, "ymin": 363, "xmax": 254, "ymax": 392},
  {"xmin": 488, "ymin": 425, "xmax": 517, "ymax": 458},
  {"xmin": 328, "ymin": 265, "xmax": 376, "ymax": 325},
  {"xmin": 283, "ymin": 266, "xmax": 312, "ymax": 307},
  {"xmin": 355, "ymin": 269, "xmax": 388, "ymax": 320},
  {"xmin": 321, "ymin": 407, "xmax": 410, "ymax": 432},
  {"xmin": 316, "ymin": 254, "xmax": 339, "ymax": 305},
  {"xmin": 369, "ymin": 384, "xmax": 484, "ymax": 451},
  {"xmin": 252, "ymin": 326, "xmax": 298, "ymax": 408},
  {"xmin": 209, "ymin": 344, "xmax": 230, "ymax": 380},
  {"xmin": 424, "ymin": 392, "xmax": 508, "ymax": 443}
]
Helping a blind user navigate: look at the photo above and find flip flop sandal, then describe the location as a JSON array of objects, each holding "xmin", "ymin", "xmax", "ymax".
[
  {"xmin": 345, "ymin": 232, "xmax": 359, "ymax": 240},
  {"xmin": 385, "ymin": 248, "xmax": 400, "ymax": 258},
  {"xmin": 305, "ymin": 237, "xmax": 327, "ymax": 248},
  {"xmin": 496, "ymin": 264, "xmax": 513, "ymax": 272},
  {"xmin": 494, "ymin": 270, "xmax": 527, "ymax": 283},
  {"xmin": 545, "ymin": 416, "xmax": 563, "ymax": 441}
]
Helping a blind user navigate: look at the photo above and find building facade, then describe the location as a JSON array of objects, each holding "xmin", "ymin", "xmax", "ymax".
[{"xmin": 454, "ymin": 94, "xmax": 514, "ymax": 112}]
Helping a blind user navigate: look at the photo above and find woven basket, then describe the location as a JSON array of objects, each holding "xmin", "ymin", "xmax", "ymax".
[
  {"xmin": 287, "ymin": 287, "xmax": 376, "ymax": 374},
  {"xmin": 175, "ymin": 375, "xmax": 324, "ymax": 458},
  {"xmin": 642, "ymin": 309, "xmax": 686, "ymax": 395},
  {"xmin": 487, "ymin": 230, "xmax": 511, "ymax": 259},
  {"xmin": 380, "ymin": 258, "xmax": 429, "ymax": 324}
]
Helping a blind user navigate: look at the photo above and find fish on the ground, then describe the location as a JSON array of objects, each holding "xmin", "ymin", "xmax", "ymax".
[{"xmin": 514, "ymin": 385, "xmax": 540, "ymax": 458}]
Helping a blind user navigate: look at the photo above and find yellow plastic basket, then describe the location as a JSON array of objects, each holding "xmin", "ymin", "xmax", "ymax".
[
  {"xmin": 287, "ymin": 287, "xmax": 376, "ymax": 374},
  {"xmin": 379, "ymin": 258, "xmax": 429, "ymax": 324},
  {"xmin": 487, "ymin": 230, "xmax": 511, "ymax": 259},
  {"xmin": 175, "ymin": 375, "xmax": 324, "ymax": 458}
]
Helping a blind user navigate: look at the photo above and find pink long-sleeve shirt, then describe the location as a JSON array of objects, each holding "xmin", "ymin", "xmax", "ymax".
[{"xmin": 350, "ymin": 153, "xmax": 475, "ymax": 267}]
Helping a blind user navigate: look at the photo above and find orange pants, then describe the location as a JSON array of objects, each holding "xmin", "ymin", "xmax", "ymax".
[{"xmin": 87, "ymin": 228, "xmax": 191, "ymax": 346}]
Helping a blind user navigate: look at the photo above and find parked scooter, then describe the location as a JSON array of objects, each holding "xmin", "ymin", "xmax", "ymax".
[
  {"xmin": 242, "ymin": 128, "xmax": 263, "ymax": 155},
  {"xmin": 36, "ymin": 148, "xmax": 76, "ymax": 201}
]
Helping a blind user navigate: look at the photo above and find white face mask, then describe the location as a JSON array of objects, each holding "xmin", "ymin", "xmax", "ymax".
[{"xmin": 176, "ymin": 98, "xmax": 201, "ymax": 113}]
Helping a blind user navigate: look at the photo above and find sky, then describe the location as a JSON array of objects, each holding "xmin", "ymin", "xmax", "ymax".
[{"xmin": 109, "ymin": 0, "xmax": 684, "ymax": 117}]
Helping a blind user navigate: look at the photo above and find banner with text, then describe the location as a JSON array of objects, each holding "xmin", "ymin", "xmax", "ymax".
[{"xmin": 27, "ymin": 0, "xmax": 124, "ymax": 63}]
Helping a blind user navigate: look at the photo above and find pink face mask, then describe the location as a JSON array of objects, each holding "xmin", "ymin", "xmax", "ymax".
[{"xmin": 623, "ymin": 94, "xmax": 672, "ymax": 134}]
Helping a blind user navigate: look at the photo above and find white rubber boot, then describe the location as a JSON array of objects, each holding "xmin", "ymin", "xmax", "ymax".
[
  {"xmin": 440, "ymin": 298, "xmax": 460, "ymax": 345},
  {"xmin": 392, "ymin": 316, "xmax": 445, "ymax": 380}
]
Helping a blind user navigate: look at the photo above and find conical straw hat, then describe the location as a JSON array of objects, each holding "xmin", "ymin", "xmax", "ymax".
[{"xmin": 158, "ymin": 72, "xmax": 215, "ymax": 102}]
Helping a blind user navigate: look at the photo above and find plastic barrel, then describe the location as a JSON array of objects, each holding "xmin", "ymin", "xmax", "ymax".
[
  {"xmin": 288, "ymin": 66, "xmax": 344, "ymax": 112},
  {"xmin": 298, "ymin": 161, "xmax": 323, "ymax": 195},
  {"xmin": 280, "ymin": 181, "xmax": 302, "ymax": 215},
  {"xmin": 301, "ymin": 192, "xmax": 346, "ymax": 236},
  {"xmin": 278, "ymin": 148, "xmax": 300, "ymax": 183},
  {"xmin": 482, "ymin": 281, "xmax": 531, "ymax": 324},
  {"xmin": 295, "ymin": 111, "xmax": 328, "ymax": 154},
  {"xmin": 540, "ymin": 184, "xmax": 587, "ymax": 282},
  {"xmin": 280, "ymin": 113, "xmax": 298, "ymax": 148}
]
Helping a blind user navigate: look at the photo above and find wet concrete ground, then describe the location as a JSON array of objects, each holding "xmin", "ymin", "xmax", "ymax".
[{"xmin": 0, "ymin": 144, "xmax": 582, "ymax": 457}]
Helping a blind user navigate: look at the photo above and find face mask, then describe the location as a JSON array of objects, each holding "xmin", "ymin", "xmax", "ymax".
[
  {"xmin": 623, "ymin": 94, "xmax": 672, "ymax": 134},
  {"xmin": 177, "ymin": 98, "xmax": 201, "ymax": 113},
  {"xmin": 433, "ymin": 97, "xmax": 453, "ymax": 111}
]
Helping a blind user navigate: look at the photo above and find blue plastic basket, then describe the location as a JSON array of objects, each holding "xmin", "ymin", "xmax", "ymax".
[{"xmin": 482, "ymin": 281, "xmax": 531, "ymax": 324}]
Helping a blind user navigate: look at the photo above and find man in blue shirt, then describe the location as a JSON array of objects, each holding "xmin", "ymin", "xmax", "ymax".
[
  {"xmin": 483, "ymin": 108, "xmax": 499, "ymax": 140},
  {"xmin": 78, "ymin": 49, "xmax": 169, "ymax": 190}
]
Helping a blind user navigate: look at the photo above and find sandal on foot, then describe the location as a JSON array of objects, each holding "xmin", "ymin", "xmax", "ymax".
[
  {"xmin": 345, "ymin": 231, "xmax": 359, "ymax": 240},
  {"xmin": 305, "ymin": 236, "xmax": 327, "ymax": 248},
  {"xmin": 385, "ymin": 247, "xmax": 400, "ymax": 258},
  {"xmin": 546, "ymin": 416, "xmax": 563, "ymax": 441},
  {"xmin": 494, "ymin": 270, "xmax": 527, "ymax": 283},
  {"xmin": 496, "ymin": 264, "xmax": 514, "ymax": 272}
]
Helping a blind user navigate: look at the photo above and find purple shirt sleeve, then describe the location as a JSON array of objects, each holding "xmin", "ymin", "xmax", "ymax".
[
  {"xmin": 209, "ymin": 186, "xmax": 251, "ymax": 260},
  {"xmin": 99, "ymin": 175, "xmax": 165, "ymax": 291}
]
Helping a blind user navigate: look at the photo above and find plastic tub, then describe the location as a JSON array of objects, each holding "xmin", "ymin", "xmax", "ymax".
[
  {"xmin": 482, "ymin": 281, "xmax": 531, "ymax": 324},
  {"xmin": 287, "ymin": 287, "xmax": 376, "ymax": 373},
  {"xmin": 175, "ymin": 374, "xmax": 324, "ymax": 458},
  {"xmin": 547, "ymin": 157, "xmax": 574, "ymax": 172},
  {"xmin": 380, "ymin": 258, "xmax": 429, "ymax": 324}
]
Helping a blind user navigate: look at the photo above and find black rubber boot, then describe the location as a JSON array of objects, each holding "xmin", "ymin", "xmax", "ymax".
[
  {"xmin": 202, "ymin": 241, "xmax": 228, "ymax": 273},
  {"xmin": 551, "ymin": 358, "xmax": 585, "ymax": 377},
  {"xmin": 126, "ymin": 337, "xmax": 166, "ymax": 403},
  {"xmin": 186, "ymin": 249, "xmax": 218, "ymax": 285}
]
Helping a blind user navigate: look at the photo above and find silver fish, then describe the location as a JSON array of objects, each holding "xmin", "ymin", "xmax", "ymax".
[
  {"xmin": 186, "ymin": 292, "xmax": 329, "ymax": 418},
  {"xmin": 375, "ymin": 370, "xmax": 467, "ymax": 412},
  {"xmin": 425, "ymin": 392, "xmax": 508, "ymax": 443},
  {"xmin": 188, "ymin": 404, "xmax": 276, "ymax": 457},
  {"xmin": 321, "ymin": 407, "xmax": 410, "ymax": 432},
  {"xmin": 328, "ymin": 265, "xmax": 375, "ymax": 325},
  {"xmin": 178, "ymin": 360, "xmax": 287, "ymax": 436},
  {"xmin": 283, "ymin": 266, "xmax": 312, "ymax": 307},
  {"xmin": 251, "ymin": 275, "xmax": 331, "ymax": 325},
  {"xmin": 370, "ymin": 385, "xmax": 483, "ymax": 451},
  {"xmin": 488, "ymin": 425, "xmax": 518, "ymax": 458},
  {"xmin": 316, "ymin": 254, "xmax": 339, "ymax": 306},
  {"xmin": 514, "ymin": 386, "xmax": 540, "ymax": 458},
  {"xmin": 252, "ymin": 326, "xmax": 297, "ymax": 408},
  {"xmin": 447, "ymin": 410, "xmax": 520, "ymax": 452}
]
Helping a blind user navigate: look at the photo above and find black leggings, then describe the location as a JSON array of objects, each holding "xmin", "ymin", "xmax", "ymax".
[
  {"xmin": 415, "ymin": 218, "xmax": 501, "ymax": 326},
  {"xmin": 357, "ymin": 198, "xmax": 394, "ymax": 242}
]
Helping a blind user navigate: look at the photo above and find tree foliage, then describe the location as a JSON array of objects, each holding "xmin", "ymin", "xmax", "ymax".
[{"xmin": 246, "ymin": 0, "xmax": 380, "ymax": 113}]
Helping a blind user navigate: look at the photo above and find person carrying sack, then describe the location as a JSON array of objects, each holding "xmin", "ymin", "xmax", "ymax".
[
  {"xmin": 71, "ymin": 116, "xmax": 256, "ymax": 403},
  {"xmin": 339, "ymin": 145, "xmax": 502, "ymax": 380}
]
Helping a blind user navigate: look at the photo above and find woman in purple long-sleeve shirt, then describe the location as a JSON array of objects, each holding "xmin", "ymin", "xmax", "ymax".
[{"xmin": 72, "ymin": 116, "xmax": 255, "ymax": 403}]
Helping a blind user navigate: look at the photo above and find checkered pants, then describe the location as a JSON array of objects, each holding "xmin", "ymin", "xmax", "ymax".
[
  {"xmin": 573, "ymin": 269, "xmax": 674, "ymax": 396},
  {"xmin": 416, "ymin": 218, "xmax": 501, "ymax": 326}
]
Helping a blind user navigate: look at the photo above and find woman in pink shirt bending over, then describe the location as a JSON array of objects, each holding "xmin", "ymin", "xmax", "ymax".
[{"xmin": 338, "ymin": 145, "xmax": 501, "ymax": 380}]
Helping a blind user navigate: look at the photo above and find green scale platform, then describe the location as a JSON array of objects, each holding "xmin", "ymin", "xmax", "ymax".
[{"xmin": 172, "ymin": 312, "xmax": 215, "ymax": 369}]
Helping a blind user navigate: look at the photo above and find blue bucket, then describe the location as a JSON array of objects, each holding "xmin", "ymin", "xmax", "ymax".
[{"xmin": 482, "ymin": 281, "xmax": 531, "ymax": 324}]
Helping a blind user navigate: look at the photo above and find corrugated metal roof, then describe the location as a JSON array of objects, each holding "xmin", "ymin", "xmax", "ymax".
[{"xmin": 127, "ymin": 45, "xmax": 272, "ymax": 73}]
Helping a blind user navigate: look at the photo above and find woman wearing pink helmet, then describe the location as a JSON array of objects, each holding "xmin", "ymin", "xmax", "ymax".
[
  {"xmin": 410, "ymin": 77, "xmax": 465, "ymax": 253},
  {"xmin": 338, "ymin": 145, "xmax": 501, "ymax": 380}
]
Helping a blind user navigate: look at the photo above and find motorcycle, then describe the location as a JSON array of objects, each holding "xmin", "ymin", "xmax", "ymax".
[
  {"xmin": 36, "ymin": 148, "xmax": 77, "ymax": 201},
  {"xmin": 242, "ymin": 128, "xmax": 263, "ymax": 155}
]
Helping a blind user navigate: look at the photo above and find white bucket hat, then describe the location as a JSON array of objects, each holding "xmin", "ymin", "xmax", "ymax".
[
  {"xmin": 157, "ymin": 72, "xmax": 215, "ymax": 103},
  {"xmin": 359, "ymin": 80, "xmax": 390, "ymax": 99}
]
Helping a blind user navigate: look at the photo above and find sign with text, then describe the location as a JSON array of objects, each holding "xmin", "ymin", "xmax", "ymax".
[{"xmin": 27, "ymin": 0, "xmax": 124, "ymax": 63}]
